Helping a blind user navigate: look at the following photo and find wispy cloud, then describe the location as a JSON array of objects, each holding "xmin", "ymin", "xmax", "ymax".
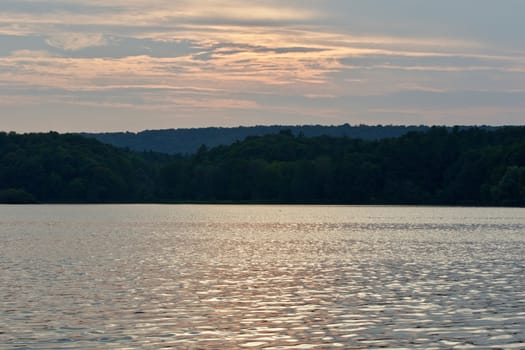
[
  {"xmin": 0, "ymin": 0, "xmax": 524, "ymax": 131},
  {"xmin": 46, "ymin": 33, "xmax": 107, "ymax": 51}
]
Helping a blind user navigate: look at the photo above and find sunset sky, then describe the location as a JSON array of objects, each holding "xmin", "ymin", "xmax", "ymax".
[{"xmin": 1, "ymin": 0, "xmax": 525, "ymax": 132}]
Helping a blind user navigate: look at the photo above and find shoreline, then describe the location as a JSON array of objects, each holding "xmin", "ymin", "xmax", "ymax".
[{"xmin": 1, "ymin": 201, "xmax": 524, "ymax": 208}]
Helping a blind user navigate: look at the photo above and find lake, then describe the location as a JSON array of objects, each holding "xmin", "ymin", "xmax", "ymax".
[{"xmin": 1, "ymin": 205, "xmax": 524, "ymax": 349}]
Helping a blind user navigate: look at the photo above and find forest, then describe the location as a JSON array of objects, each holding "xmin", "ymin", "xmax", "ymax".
[{"xmin": 1, "ymin": 126, "xmax": 525, "ymax": 206}]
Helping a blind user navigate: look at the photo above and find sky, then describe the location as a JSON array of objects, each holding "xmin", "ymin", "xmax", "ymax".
[{"xmin": 1, "ymin": 0, "xmax": 525, "ymax": 132}]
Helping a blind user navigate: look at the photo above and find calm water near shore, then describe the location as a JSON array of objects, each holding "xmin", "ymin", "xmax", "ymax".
[{"xmin": 1, "ymin": 205, "xmax": 524, "ymax": 349}]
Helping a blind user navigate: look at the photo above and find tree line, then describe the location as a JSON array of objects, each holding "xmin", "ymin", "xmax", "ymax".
[{"xmin": 1, "ymin": 127, "xmax": 524, "ymax": 205}]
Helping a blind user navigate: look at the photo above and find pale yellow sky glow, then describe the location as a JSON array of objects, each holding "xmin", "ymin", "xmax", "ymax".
[{"xmin": 0, "ymin": 0, "xmax": 524, "ymax": 131}]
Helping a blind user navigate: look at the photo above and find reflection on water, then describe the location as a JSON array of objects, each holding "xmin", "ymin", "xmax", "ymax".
[{"xmin": 1, "ymin": 205, "xmax": 524, "ymax": 349}]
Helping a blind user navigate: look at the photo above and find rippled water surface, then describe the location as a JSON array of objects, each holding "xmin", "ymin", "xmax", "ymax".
[{"xmin": 1, "ymin": 205, "xmax": 525, "ymax": 349}]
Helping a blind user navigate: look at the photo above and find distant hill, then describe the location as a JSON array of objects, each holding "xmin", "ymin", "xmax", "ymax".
[{"xmin": 83, "ymin": 125, "xmax": 431, "ymax": 154}]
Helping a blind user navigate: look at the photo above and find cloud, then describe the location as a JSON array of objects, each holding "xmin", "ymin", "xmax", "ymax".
[
  {"xmin": 9, "ymin": 49, "xmax": 58, "ymax": 58},
  {"xmin": 45, "ymin": 33, "xmax": 107, "ymax": 51},
  {"xmin": 1, "ymin": 1, "xmax": 525, "ymax": 131}
]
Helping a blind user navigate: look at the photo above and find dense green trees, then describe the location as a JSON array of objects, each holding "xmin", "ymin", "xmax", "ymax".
[
  {"xmin": 0, "ymin": 188, "xmax": 37, "ymax": 204},
  {"xmin": 1, "ymin": 127, "xmax": 525, "ymax": 205},
  {"xmin": 157, "ymin": 127, "xmax": 525, "ymax": 205},
  {"xmin": 0, "ymin": 132, "xmax": 161, "ymax": 203}
]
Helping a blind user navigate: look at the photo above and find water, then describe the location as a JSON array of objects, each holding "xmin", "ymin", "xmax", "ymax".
[{"xmin": 1, "ymin": 205, "xmax": 524, "ymax": 349}]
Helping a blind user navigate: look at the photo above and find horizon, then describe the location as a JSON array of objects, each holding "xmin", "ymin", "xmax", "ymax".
[
  {"xmin": 1, "ymin": 123, "xmax": 522, "ymax": 135},
  {"xmin": 1, "ymin": 1, "xmax": 525, "ymax": 132}
]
